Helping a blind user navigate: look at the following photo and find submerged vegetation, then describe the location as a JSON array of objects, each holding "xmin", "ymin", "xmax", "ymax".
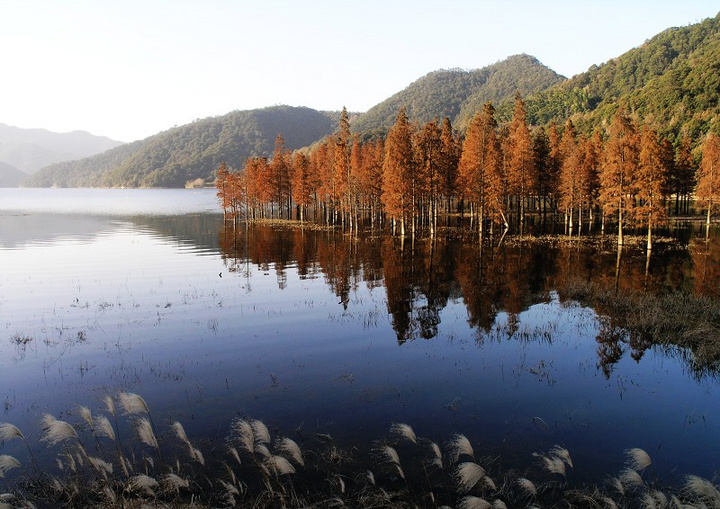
[{"xmin": 1, "ymin": 394, "xmax": 719, "ymax": 508}]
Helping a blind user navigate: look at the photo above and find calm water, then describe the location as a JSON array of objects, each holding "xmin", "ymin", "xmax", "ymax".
[{"xmin": 0, "ymin": 188, "xmax": 719, "ymax": 486}]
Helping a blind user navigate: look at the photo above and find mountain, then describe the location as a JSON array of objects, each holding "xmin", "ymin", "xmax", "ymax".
[
  {"xmin": 25, "ymin": 106, "xmax": 338, "ymax": 188},
  {"xmin": 520, "ymin": 12, "xmax": 720, "ymax": 141},
  {"xmin": 351, "ymin": 54, "xmax": 565, "ymax": 137},
  {"xmin": 0, "ymin": 161, "xmax": 27, "ymax": 187},
  {"xmin": 0, "ymin": 124, "xmax": 123, "ymax": 175}
]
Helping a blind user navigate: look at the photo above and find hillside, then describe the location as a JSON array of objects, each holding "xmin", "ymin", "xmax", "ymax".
[
  {"xmin": 25, "ymin": 106, "xmax": 338, "ymax": 188},
  {"xmin": 0, "ymin": 123, "xmax": 123, "ymax": 175},
  {"xmin": 352, "ymin": 54, "xmax": 564, "ymax": 137},
  {"xmin": 0, "ymin": 161, "xmax": 27, "ymax": 187},
  {"xmin": 519, "ymin": 12, "xmax": 720, "ymax": 140}
]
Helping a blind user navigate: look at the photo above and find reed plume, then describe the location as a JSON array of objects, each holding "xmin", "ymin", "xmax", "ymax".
[
  {"xmin": 104, "ymin": 395, "xmax": 116, "ymax": 416},
  {"xmin": 135, "ymin": 417, "xmax": 159, "ymax": 450},
  {"xmin": 458, "ymin": 495, "xmax": 491, "ymax": 509},
  {"xmin": 130, "ymin": 474, "xmax": 159, "ymax": 495},
  {"xmin": 448, "ymin": 433, "xmax": 474, "ymax": 463},
  {"xmin": 619, "ymin": 468, "xmax": 644, "ymax": 490},
  {"xmin": 0, "ymin": 455, "xmax": 20, "ymax": 477},
  {"xmin": 278, "ymin": 437, "xmax": 304, "ymax": 467},
  {"xmin": 95, "ymin": 416, "xmax": 115, "ymax": 440},
  {"xmin": 625, "ymin": 448, "xmax": 652, "ymax": 471},
  {"xmin": 119, "ymin": 392, "xmax": 150, "ymax": 415},
  {"xmin": 270, "ymin": 455, "xmax": 296, "ymax": 475},
  {"xmin": 390, "ymin": 422, "xmax": 417, "ymax": 444},
  {"xmin": 229, "ymin": 418, "xmax": 254, "ymax": 454},
  {"xmin": 0, "ymin": 423, "xmax": 24, "ymax": 441},
  {"xmin": 517, "ymin": 477, "xmax": 537, "ymax": 497},
  {"xmin": 78, "ymin": 406, "xmax": 93, "ymax": 428},
  {"xmin": 161, "ymin": 473, "xmax": 189, "ymax": 492},
  {"xmin": 683, "ymin": 475, "xmax": 720, "ymax": 504},
  {"xmin": 455, "ymin": 461, "xmax": 486, "ymax": 492},
  {"xmin": 251, "ymin": 419, "xmax": 271, "ymax": 444},
  {"xmin": 428, "ymin": 441, "xmax": 443, "ymax": 468},
  {"xmin": 40, "ymin": 414, "xmax": 78, "ymax": 445},
  {"xmin": 550, "ymin": 445, "xmax": 573, "ymax": 469}
]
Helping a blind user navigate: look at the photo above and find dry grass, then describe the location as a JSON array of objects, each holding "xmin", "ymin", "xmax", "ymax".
[{"xmin": 0, "ymin": 396, "xmax": 718, "ymax": 508}]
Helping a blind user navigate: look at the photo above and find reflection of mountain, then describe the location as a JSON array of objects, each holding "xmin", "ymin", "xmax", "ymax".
[{"xmin": 217, "ymin": 225, "xmax": 720, "ymax": 378}]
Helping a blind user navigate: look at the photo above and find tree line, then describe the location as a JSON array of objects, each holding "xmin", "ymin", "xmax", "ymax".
[{"xmin": 217, "ymin": 97, "xmax": 720, "ymax": 249}]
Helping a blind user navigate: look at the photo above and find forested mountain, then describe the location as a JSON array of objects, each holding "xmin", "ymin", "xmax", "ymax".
[
  {"xmin": 518, "ymin": 12, "xmax": 720, "ymax": 141},
  {"xmin": 352, "ymin": 54, "xmax": 564, "ymax": 137},
  {"xmin": 0, "ymin": 123, "xmax": 122, "ymax": 175},
  {"xmin": 25, "ymin": 106, "xmax": 337, "ymax": 188},
  {"xmin": 0, "ymin": 161, "xmax": 27, "ymax": 187}
]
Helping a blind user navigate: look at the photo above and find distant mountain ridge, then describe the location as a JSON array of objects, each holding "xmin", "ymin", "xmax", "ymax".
[
  {"xmin": 24, "ymin": 106, "xmax": 337, "ymax": 188},
  {"xmin": 352, "ymin": 54, "xmax": 564, "ymax": 137},
  {"xmin": 0, "ymin": 123, "xmax": 123, "ymax": 175}
]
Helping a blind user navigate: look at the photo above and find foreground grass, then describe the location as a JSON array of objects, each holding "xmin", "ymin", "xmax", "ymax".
[{"xmin": 1, "ymin": 394, "xmax": 719, "ymax": 508}]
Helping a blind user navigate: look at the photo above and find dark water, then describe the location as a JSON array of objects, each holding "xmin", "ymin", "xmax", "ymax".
[{"xmin": 1, "ymin": 188, "xmax": 719, "ymax": 487}]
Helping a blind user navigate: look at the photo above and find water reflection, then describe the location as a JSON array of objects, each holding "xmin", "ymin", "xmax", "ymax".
[{"xmin": 218, "ymin": 224, "xmax": 720, "ymax": 376}]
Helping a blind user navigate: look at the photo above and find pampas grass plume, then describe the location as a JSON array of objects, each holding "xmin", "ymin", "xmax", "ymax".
[
  {"xmin": 448, "ymin": 433, "xmax": 475, "ymax": 463},
  {"xmin": 251, "ymin": 420, "xmax": 271, "ymax": 444},
  {"xmin": 382, "ymin": 445, "xmax": 401, "ymax": 466},
  {"xmin": 492, "ymin": 500, "xmax": 508, "ymax": 509},
  {"xmin": 78, "ymin": 406, "xmax": 93, "ymax": 428},
  {"xmin": 390, "ymin": 422, "xmax": 417, "ymax": 444},
  {"xmin": 0, "ymin": 423, "xmax": 24, "ymax": 442},
  {"xmin": 135, "ymin": 418, "xmax": 159, "ymax": 450},
  {"xmin": 625, "ymin": 448, "xmax": 652, "ymax": 471},
  {"xmin": 230, "ymin": 418, "xmax": 254, "ymax": 454},
  {"xmin": 683, "ymin": 475, "xmax": 720, "ymax": 503},
  {"xmin": 0, "ymin": 455, "xmax": 21, "ymax": 477},
  {"xmin": 130, "ymin": 474, "xmax": 159, "ymax": 495},
  {"xmin": 172, "ymin": 421, "xmax": 190, "ymax": 446},
  {"xmin": 271, "ymin": 455, "xmax": 296, "ymax": 475},
  {"xmin": 95, "ymin": 416, "xmax": 115, "ymax": 440},
  {"xmin": 104, "ymin": 395, "xmax": 116, "ymax": 416},
  {"xmin": 458, "ymin": 496, "xmax": 491, "ymax": 509},
  {"xmin": 619, "ymin": 468, "xmax": 645, "ymax": 490},
  {"xmin": 550, "ymin": 445, "xmax": 573, "ymax": 469},
  {"xmin": 429, "ymin": 441, "xmax": 443, "ymax": 467},
  {"xmin": 119, "ymin": 392, "xmax": 150, "ymax": 415},
  {"xmin": 40, "ymin": 414, "xmax": 78, "ymax": 445},
  {"xmin": 278, "ymin": 437, "xmax": 304, "ymax": 466},
  {"xmin": 517, "ymin": 477, "xmax": 537, "ymax": 497},
  {"xmin": 456, "ymin": 462, "xmax": 486, "ymax": 492},
  {"xmin": 162, "ymin": 473, "xmax": 189, "ymax": 491}
]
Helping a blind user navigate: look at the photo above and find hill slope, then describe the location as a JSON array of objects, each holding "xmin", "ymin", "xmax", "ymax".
[
  {"xmin": 0, "ymin": 124, "xmax": 123, "ymax": 175},
  {"xmin": 352, "ymin": 54, "xmax": 564, "ymax": 136},
  {"xmin": 0, "ymin": 161, "xmax": 28, "ymax": 187},
  {"xmin": 25, "ymin": 106, "xmax": 338, "ymax": 188},
  {"xmin": 521, "ymin": 12, "xmax": 720, "ymax": 139}
]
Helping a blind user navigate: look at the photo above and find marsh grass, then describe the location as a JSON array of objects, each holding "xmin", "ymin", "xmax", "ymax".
[{"xmin": 0, "ymin": 395, "xmax": 718, "ymax": 508}]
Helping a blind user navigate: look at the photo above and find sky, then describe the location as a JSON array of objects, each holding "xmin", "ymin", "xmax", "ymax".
[{"xmin": 1, "ymin": 0, "xmax": 718, "ymax": 143}]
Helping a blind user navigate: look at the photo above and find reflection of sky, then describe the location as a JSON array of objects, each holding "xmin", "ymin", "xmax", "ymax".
[{"xmin": 1, "ymin": 194, "xmax": 719, "ymax": 487}]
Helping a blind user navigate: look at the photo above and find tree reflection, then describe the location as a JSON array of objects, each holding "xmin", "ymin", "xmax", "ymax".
[{"xmin": 217, "ymin": 224, "xmax": 720, "ymax": 378}]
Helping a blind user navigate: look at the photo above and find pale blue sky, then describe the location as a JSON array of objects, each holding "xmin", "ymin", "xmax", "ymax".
[{"xmin": 1, "ymin": 0, "xmax": 718, "ymax": 142}]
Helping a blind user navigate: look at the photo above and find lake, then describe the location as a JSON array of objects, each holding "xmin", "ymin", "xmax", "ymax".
[{"xmin": 0, "ymin": 188, "xmax": 719, "ymax": 500}]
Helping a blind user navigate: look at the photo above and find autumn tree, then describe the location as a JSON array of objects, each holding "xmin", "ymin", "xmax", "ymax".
[
  {"xmin": 558, "ymin": 120, "xmax": 582, "ymax": 234},
  {"xmin": 600, "ymin": 108, "xmax": 640, "ymax": 246},
  {"xmin": 382, "ymin": 108, "xmax": 416, "ymax": 236},
  {"xmin": 291, "ymin": 151, "xmax": 313, "ymax": 222},
  {"xmin": 578, "ymin": 130, "xmax": 602, "ymax": 229},
  {"xmin": 268, "ymin": 134, "xmax": 292, "ymax": 218},
  {"xmin": 457, "ymin": 102, "xmax": 506, "ymax": 236},
  {"xmin": 438, "ymin": 117, "xmax": 460, "ymax": 216},
  {"xmin": 673, "ymin": 134, "xmax": 696, "ymax": 215},
  {"xmin": 415, "ymin": 119, "xmax": 442, "ymax": 235},
  {"xmin": 696, "ymin": 131, "xmax": 720, "ymax": 236},
  {"xmin": 506, "ymin": 93, "xmax": 536, "ymax": 227},
  {"xmin": 333, "ymin": 107, "xmax": 353, "ymax": 227},
  {"xmin": 216, "ymin": 161, "xmax": 232, "ymax": 220},
  {"xmin": 635, "ymin": 126, "xmax": 668, "ymax": 252}
]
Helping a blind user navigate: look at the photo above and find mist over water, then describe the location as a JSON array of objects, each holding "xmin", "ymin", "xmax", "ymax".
[{"xmin": 0, "ymin": 188, "xmax": 719, "ymax": 486}]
